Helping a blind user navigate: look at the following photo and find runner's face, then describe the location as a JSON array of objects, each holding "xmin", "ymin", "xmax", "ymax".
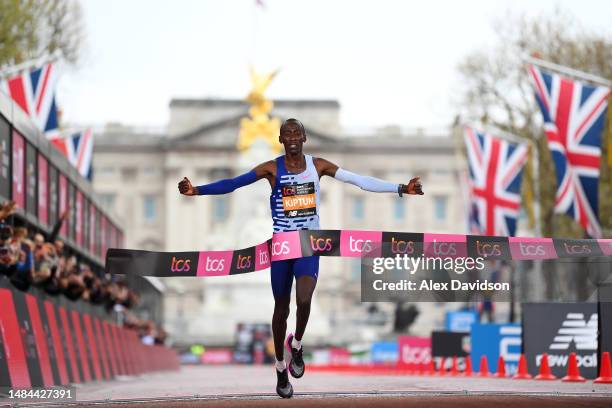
[{"xmin": 279, "ymin": 123, "xmax": 306, "ymax": 154}]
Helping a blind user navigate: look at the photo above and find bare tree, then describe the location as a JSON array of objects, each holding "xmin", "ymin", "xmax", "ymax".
[{"xmin": 0, "ymin": 0, "xmax": 84, "ymax": 68}]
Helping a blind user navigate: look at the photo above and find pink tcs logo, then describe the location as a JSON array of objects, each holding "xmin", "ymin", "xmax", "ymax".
[
  {"xmin": 509, "ymin": 237, "xmax": 556, "ymax": 260},
  {"xmin": 270, "ymin": 231, "xmax": 301, "ymax": 261},
  {"xmin": 197, "ymin": 251, "xmax": 232, "ymax": 276},
  {"xmin": 424, "ymin": 234, "xmax": 467, "ymax": 258},
  {"xmin": 255, "ymin": 242, "xmax": 270, "ymax": 270},
  {"xmin": 340, "ymin": 230, "xmax": 381, "ymax": 257},
  {"xmin": 598, "ymin": 239, "xmax": 612, "ymax": 256},
  {"xmin": 398, "ymin": 336, "xmax": 431, "ymax": 367}
]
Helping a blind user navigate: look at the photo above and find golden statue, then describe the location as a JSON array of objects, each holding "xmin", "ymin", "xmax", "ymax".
[{"xmin": 237, "ymin": 67, "xmax": 282, "ymax": 153}]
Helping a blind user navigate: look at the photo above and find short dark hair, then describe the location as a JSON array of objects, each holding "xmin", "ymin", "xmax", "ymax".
[{"xmin": 280, "ymin": 118, "xmax": 305, "ymax": 135}]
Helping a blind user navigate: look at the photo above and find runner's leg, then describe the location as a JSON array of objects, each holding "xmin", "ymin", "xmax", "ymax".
[
  {"xmin": 272, "ymin": 296, "xmax": 290, "ymax": 361},
  {"xmin": 294, "ymin": 256, "xmax": 319, "ymax": 341},
  {"xmin": 271, "ymin": 260, "xmax": 293, "ymax": 361}
]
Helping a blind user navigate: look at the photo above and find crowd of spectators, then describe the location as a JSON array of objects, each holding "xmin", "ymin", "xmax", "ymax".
[
  {"xmin": 125, "ymin": 314, "xmax": 168, "ymax": 346},
  {"xmin": 0, "ymin": 200, "xmax": 167, "ymax": 345}
]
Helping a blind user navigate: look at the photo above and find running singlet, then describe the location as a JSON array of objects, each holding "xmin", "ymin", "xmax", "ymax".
[{"xmin": 270, "ymin": 155, "xmax": 321, "ymax": 233}]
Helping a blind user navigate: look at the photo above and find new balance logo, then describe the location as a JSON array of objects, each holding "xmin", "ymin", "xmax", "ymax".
[{"xmin": 549, "ymin": 313, "xmax": 597, "ymax": 350}]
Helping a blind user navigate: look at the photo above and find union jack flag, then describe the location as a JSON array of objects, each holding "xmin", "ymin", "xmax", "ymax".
[
  {"xmin": 50, "ymin": 129, "xmax": 94, "ymax": 180},
  {"xmin": 0, "ymin": 63, "xmax": 59, "ymax": 138},
  {"xmin": 528, "ymin": 65, "xmax": 610, "ymax": 238},
  {"xmin": 464, "ymin": 127, "xmax": 528, "ymax": 236}
]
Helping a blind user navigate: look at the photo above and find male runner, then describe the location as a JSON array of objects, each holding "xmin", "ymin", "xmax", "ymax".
[{"xmin": 178, "ymin": 118, "xmax": 423, "ymax": 398}]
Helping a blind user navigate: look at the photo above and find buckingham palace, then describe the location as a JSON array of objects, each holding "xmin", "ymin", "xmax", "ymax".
[{"xmin": 92, "ymin": 98, "xmax": 468, "ymax": 345}]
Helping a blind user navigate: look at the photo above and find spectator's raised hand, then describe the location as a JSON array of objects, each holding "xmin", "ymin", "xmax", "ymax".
[{"xmin": 0, "ymin": 201, "xmax": 16, "ymax": 220}]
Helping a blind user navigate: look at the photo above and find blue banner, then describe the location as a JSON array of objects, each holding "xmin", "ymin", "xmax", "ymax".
[
  {"xmin": 445, "ymin": 310, "xmax": 479, "ymax": 332},
  {"xmin": 470, "ymin": 323, "xmax": 521, "ymax": 375},
  {"xmin": 370, "ymin": 341, "xmax": 398, "ymax": 364}
]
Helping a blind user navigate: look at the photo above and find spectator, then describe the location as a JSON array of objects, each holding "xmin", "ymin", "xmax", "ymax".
[
  {"xmin": 115, "ymin": 281, "xmax": 130, "ymax": 307},
  {"xmin": 104, "ymin": 281, "xmax": 122, "ymax": 312},
  {"xmin": 31, "ymin": 232, "xmax": 54, "ymax": 287},
  {"xmin": 0, "ymin": 201, "xmax": 17, "ymax": 278},
  {"xmin": 0, "ymin": 201, "xmax": 16, "ymax": 221},
  {"xmin": 141, "ymin": 321, "xmax": 156, "ymax": 345},
  {"xmin": 9, "ymin": 226, "xmax": 34, "ymax": 292},
  {"xmin": 54, "ymin": 239, "xmax": 67, "ymax": 274},
  {"xmin": 83, "ymin": 266, "xmax": 106, "ymax": 304},
  {"xmin": 41, "ymin": 244, "xmax": 62, "ymax": 296},
  {"xmin": 0, "ymin": 224, "xmax": 17, "ymax": 278},
  {"xmin": 62, "ymin": 255, "xmax": 86, "ymax": 301},
  {"xmin": 124, "ymin": 290, "xmax": 140, "ymax": 309},
  {"xmin": 155, "ymin": 327, "xmax": 167, "ymax": 345},
  {"xmin": 0, "ymin": 200, "xmax": 166, "ymax": 341},
  {"xmin": 48, "ymin": 210, "xmax": 69, "ymax": 245},
  {"xmin": 479, "ymin": 260, "xmax": 500, "ymax": 323},
  {"xmin": 32, "ymin": 235, "xmax": 61, "ymax": 294}
]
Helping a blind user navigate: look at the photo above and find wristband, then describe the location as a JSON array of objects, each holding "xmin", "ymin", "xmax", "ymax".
[{"xmin": 398, "ymin": 184, "xmax": 406, "ymax": 197}]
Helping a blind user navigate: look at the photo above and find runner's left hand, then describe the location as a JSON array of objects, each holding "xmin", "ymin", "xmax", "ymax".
[{"xmin": 405, "ymin": 177, "xmax": 423, "ymax": 195}]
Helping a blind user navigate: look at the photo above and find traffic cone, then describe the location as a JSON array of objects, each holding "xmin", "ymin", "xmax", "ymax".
[
  {"xmin": 494, "ymin": 356, "xmax": 506, "ymax": 378},
  {"xmin": 535, "ymin": 353, "xmax": 556, "ymax": 381},
  {"xmin": 512, "ymin": 354, "xmax": 532, "ymax": 379},
  {"xmin": 478, "ymin": 355, "xmax": 490, "ymax": 377},
  {"xmin": 450, "ymin": 356, "xmax": 459, "ymax": 376},
  {"xmin": 463, "ymin": 356, "xmax": 473, "ymax": 377},
  {"xmin": 561, "ymin": 352, "xmax": 585, "ymax": 382},
  {"xmin": 438, "ymin": 357, "xmax": 446, "ymax": 376},
  {"xmin": 427, "ymin": 360, "xmax": 436, "ymax": 376},
  {"xmin": 594, "ymin": 352, "xmax": 612, "ymax": 384}
]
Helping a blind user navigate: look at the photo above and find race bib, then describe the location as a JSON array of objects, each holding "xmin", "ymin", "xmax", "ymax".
[{"xmin": 281, "ymin": 182, "xmax": 317, "ymax": 218}]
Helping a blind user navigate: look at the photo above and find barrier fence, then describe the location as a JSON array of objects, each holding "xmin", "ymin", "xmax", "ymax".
[{"xmin": 0, "ymin": 278, "xmax": 178, "ymax": 388}]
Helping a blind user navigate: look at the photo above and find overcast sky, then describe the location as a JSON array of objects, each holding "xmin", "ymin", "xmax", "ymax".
[{"xmin": 58, "ymin": 0, "xmax": 612, "ymax": 132}]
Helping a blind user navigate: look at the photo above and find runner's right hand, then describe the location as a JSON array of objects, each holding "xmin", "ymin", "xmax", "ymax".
[{"xmin": 178, "ymin": 177, "xmax": 196, "ymax": 196}]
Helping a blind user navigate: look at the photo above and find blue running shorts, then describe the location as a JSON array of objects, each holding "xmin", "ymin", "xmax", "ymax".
[{"xmin": 270, "ymin": 256, "xmax": 319, "ymax": 299}]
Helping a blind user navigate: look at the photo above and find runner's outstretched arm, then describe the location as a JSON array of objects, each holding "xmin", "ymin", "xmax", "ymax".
[
  {"xmin": 314, "ymin": 157, "xmax": 424, "ymax": 196},
  {"xmin": 178, "ymin": 161, "xmax": 275, "ymax": 196}
]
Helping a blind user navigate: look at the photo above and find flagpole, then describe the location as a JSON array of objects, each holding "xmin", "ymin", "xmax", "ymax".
[
  {"xmin": 454, "ymin": 122, "xmax": 471, "ymax": 233},
  {"xmin": 467, "ymin": 122, "xmax": 530, "ymax": 146},
  {"xmin": 523, "ymin": 55, "xmax": 611, "ymax": 87},
  {"xmin": 531, "ymin": 142, "xmax": 542, "ymax": 237},
  {"xmin": 0, "ymin": 51, "xmax": 61, "ymax": 80}
]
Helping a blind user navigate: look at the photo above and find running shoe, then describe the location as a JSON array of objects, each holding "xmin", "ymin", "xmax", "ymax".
[
  {"xmin": 285, "ymin": 332, "xmax": 305, "ymax": 378},
  {"xmin": 275, "ymin": 368, "xmax": 293, "ymax": 398}
]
